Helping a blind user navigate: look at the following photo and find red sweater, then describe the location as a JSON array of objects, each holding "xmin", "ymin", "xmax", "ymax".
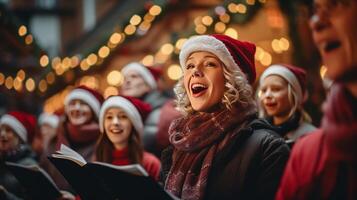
[
  {"xmin": 112, "ymin": 148, "xmax": 161, "ymax": 181},
  {"xmin": 276, "ymin": 130, "xmax": 357, "ymax": 200}
]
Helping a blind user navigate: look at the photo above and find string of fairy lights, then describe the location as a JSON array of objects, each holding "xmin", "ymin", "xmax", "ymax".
[{"xmin": 0, "ymin": 3, "xmax": 164, "ymax": 94}]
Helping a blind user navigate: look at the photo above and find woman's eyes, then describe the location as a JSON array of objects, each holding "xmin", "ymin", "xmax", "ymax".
[
  {"xmin": 185, "ymin": 61, "xmax": 217, "ymax": 69},
  {"xmin": 105, "ymin": 115, "xmax": 113, "ymax": 120},
  {"xmin": 185, "ymin": 63, "xmax": 194, "ymax": 70}
]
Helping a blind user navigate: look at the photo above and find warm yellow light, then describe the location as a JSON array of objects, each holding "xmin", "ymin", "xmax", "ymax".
[
  {"xmin": 261, "ymin": 53, "xmax": 272, "ymax": 66},
  {"xmin": 155, "ymin": 52, "xmax": 168, "ymax": 64},
  {"xmin": 202, "ymin": 16, "xmax": 213, "ymax": 26},
  {"xmin": 62, "ymin": 57, "xmax": 71, "ymax": 70},
  {"xmin": 144, "ymin": 13, "xmax": 155, "ymax": 22},
  {"xmin": 80, "ymin": 59, "xmax": 90, "ymax": 71},
  {"xmin": 279, "ymin": 37, "xmax": 290, "ymax": 51},
  {"xmin": 272, "ymin": 39, "xmax": 282, "ymax": 53},
  {"xmin": 17, "ymin": 70, "xmax": 26, "ymax": 81},
  {"xmin": 46, "ymin": 72, "xmax": 55, "ymax": 84},
  {"xmin": 52, "ymin": 57, "xmax": 61, "ymax": 69},
  {"xmin": 175, "ymin": 38, "xmax": 187, "ymax": 50},
  {"xmin": 259, "ymin": 0, "xmax": 266, "ymax": 3},
  {"xmin": 39, "ymin": 79, "xmax": 47, "ymax": 92},
  {"xmin": 195, "ymin": 24, "xmax": 207, "ymax": 34},
  {"xmin": 110, "ymin": 32, "xmax": 122, "ymax": 44},
  {"xmin": 167, "ymin": 64, "xmax": 182, "ymax": 80},
  {"xmin": 130, "ymin": 15, "xmax": 142, "ymax": 26},
  {"xmin": 160, "ymin": 43, "xmax": 174, "ymax": 55},
  {"xmin": 224, "ymin": 28, "xmax": 238, "ymax": 39},
  {"xmin": 194, "ymin": 16, "xmax": 203, "ymax": 26},
  {"xmin": 320, "ymin": 65, "xmax": 327, "ymax": 78},
  {"xmin": 142, "ymin": 55, "xmax": 154, "ymax": 66},
  {"xmin": 124, "ymin": 24, "xmax": 136, "ymax": 35},
  {"xmin": 107, "ymin": 70, "xmax": 123, "ymax": 86},
  {"xmin": 86, "ymin": 53, "xmax": 98, "ymax": 65},
  {"xmin": 98, "ymin": 46, "xmax": 110, "ymax": 58},
  {"xmin": 5, "ymin": 76, "xmax": 14, "ymax": 89},
  {"xmin": 18, "ymin": 25, "xmax": 27, "ymax": 36},
  {"xmin": 25, "ymin": 78, "xmax": 35, "ymax": 92},
  {"xmin": 228, "ymin": 3, "xmax": 237, "ymax": 13},
  {"xmin": 55, "ymin": 67, "xmax": 64, "ymax": 75},
  {"xmin": 104, "ymin": 86, "xmax": 119, "ymax": 99},
  {"xmin": 219, "ymin": 13, "xmax": 230, "ymax": 23},
  {"xmin": 236, "ymin": 4, "xmax": 247, "ymax": 13},
  {"xmin": 0, "ymin": 73, "xmax": 4, "ymax": 85},
  {"xmin": 149, "ymin": 5, "xmax": 162, "ymax": 16},
  {"xmin": 13, "ymin": 77, "xmax": 22, "ymax": 91},
  {"xmin": 79, "ymin": 76, "xmax": 99, "ymax": 89},
  {"xmin": 139, "ymin": 21, "xmax": 151, "ymax": 31},
  {"xmin": 214, "ymin": 22, "xmax": 226, "ymax": 33},
  {"xmin": 25, "ymin": 34, "xmax": 33, "ymax": 45},
  {"xmin": 39, "ymin": 55, "xmax": 49, "ymax": 67},
  {"xmin": 255, "ymin": 47, "xmax": 265, "ymax": 61},
  {"xmin": 70, "ymin": 56, "xmax": 80, "ymax": 68},
  {"xmin": 246, "ymin": 0, "xmax": 256, "ymax": 5}
]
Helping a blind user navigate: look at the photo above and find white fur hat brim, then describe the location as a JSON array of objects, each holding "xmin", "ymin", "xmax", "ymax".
[
  {"xmin": 38, "ymin": 113, "xmax": 60, "ymax": 128},
  {"xmin": 0, "ymin": 114, "xmax": 27, "ymax": 142},
  {"xmin": 121, "ymin": 62, "xmax": 157, "ymax": 90},
  {"xmin": 99, "ymin": 96, "xmax": 144, "ymax": 135},
  {"xmin": 260, "ymin": 64, "xmax": 303, "ymax": 105},
  {"xmin": 179, "ymin": 35, "xmax": 242, "ymax": 75},
  {"xmin": 64, "ymin": 88, "xmax": 101, "ymax": 118}
]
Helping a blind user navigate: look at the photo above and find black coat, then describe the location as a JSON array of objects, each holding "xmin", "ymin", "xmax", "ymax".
[{"xmin": 161, "ymin": 118, "xmax": 290, "ymax": 200}]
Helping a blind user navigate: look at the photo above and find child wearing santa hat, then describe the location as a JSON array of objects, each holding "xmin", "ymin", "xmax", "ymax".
[
  {"xmin": 257, "ymin": 64, "xmax": 316, "ymax": 146},
  {"xmin": 95, "ymin": 95, "xmax": 161, "ymax": 181},
  {"xmin": 161, "ymin": 34, "xmax": 289, "ymax": 200},
  {"xmin": 0, "ymin": 111, "xmax": 38, "ymax": 199},
  {"xmin": 120, "ymin": 62, "xmax": 181, "ymax": 157}
]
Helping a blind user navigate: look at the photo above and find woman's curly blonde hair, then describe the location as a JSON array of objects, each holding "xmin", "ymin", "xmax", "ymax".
[{"xmin": 174, "ymin": 61, "xmax": 256, "ymax": 116}]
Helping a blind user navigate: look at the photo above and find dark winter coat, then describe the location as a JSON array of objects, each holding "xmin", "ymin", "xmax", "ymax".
[
  {"xmin": 161, "ymin": 118, "xmax": 290, "ymax": 200},
  {"xmin": 0, "ymin": 145, "xmax": 37, "ymax": 200}
]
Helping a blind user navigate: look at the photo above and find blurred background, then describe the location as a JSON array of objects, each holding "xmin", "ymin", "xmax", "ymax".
[{"xmin": 0, "ymin": 0, "xmax": 326, "ymax": 125}]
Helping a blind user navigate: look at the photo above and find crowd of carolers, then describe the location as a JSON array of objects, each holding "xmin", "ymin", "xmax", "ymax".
[{"xmin": 1, "ymin": 0, "xmax": 356, "ymax": 199}]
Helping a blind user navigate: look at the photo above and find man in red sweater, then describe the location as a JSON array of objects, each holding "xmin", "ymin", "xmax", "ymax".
[{"xmin": 276, "ymin": 0, "xmax": 357, "ymax": 199}]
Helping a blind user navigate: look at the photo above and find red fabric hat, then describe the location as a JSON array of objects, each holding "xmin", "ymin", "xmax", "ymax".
[
  {"xmin": 179, "ymin": 34, "xmax": 256, "ymax": 84},
  {"xmin": 121, "ymin": 62, "xmax": 161, "ymax": 89},
  {"xmin": 64, "ymin": 85, "xmax": 104, "ymax": 118},
  {"xmin": 260, "ymin": 64, "xmax": 307, "ymax": 104},
  {"xmin": 99, "ymin": 95, "xmax": 152, "ymax": 135},
  {"xmin": 0, "ymin": 111, "xmax": 36, "ymax": 143}
]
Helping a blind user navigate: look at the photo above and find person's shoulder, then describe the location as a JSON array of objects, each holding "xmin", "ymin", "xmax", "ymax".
[
  {"xmin": 293, "ymin": 129, "xmax": 324, "ymax": 154},
  {"xmin": 143, "ymin": 151, "xmax": 161, "ymax": 165}
]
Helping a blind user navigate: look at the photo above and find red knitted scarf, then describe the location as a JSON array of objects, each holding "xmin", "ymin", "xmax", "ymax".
[{"xmin": 165, "ymin": 103, "xmax": 256, "ymax": 200}]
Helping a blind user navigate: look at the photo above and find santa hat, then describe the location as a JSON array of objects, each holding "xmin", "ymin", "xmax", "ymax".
[
  {"xmin": 64, "ymin": 86, "xmax": 104, "ymax": 118},
  {"xmin": 179, "ymin": 34, "xmax": 256, "ymax": 84},
  {"xmin": 0, "ymin": 111, "xmax": 36, "ymax": 143},
  {"xmin": 121, "ymin": 62, "xmax": 162, "ymax": 90},
  {"xmin": 259, "ymin": 64, "xmax": 307, "ymax": 104},
  {"xmin": 99, "ymin": 95, "xmax": 152, "ymax": 135},
  {"xmin": 38, "ymin": 113, "xmax": 60, "ymax": 128}
]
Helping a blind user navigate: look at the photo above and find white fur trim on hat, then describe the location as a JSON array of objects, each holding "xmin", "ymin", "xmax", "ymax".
[
  {"xmin": 64, "ymin": 88, "xmax": 101, "ymax": 118},
  {"xmin": 121, "ymin": 62, "xmax": 157, "ymax": 90},
  {"xmin": 38, "ymin": 113, "xmax": 60, "ymax": 128},
  {"xmin": 0, "ymin": 114, "xmax": 27, "ymax": 142},
  {"xmin": 99, "ymin": 96, "xmax": 144, "ymax": 135},
  {"xmin": 260, "ymin": 64, "xmax": 303, "ymax": 104},
  {"xmin": 179, "ymin": 35, "xmax": 242, "ymax": 75}
]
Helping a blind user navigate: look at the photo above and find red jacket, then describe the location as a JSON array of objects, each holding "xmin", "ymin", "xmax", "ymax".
[{"xmin": 276, "ymin": 129, "xmax": 357, "ymax": 200}]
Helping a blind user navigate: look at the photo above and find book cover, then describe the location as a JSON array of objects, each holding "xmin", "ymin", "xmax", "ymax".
[
  {"xmin": 5, "ymin": 162, "xmax": 62, "ymax": 200},
  {"xmin": 48, "ymin": 144, "xmax": 177, "ymax": 200}
]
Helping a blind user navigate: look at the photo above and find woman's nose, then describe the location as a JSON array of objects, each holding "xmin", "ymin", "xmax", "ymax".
[
  {"xmin": 192, "ymin": 69, "xmax": 203, "ymax": 77},
  {"xmin": 309, "ymin": 12, "xmax": 329, "ymax": 33}
]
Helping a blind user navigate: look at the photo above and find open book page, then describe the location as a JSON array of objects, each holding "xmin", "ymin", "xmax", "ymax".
[
  {"xmin": 52, "ymin": 144, "xmax": 87, "ymax": 166},
  {"xmin": 91, "ymin": 161, "xmax": 149, "ymax": 176}
]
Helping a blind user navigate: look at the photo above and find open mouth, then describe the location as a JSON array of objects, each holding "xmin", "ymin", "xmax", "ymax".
[
  {"xmin": 191, "ymin": 83, "xmax": 208, "ymax": 96},
  {"xmin": 324, "ymin": 41, "xmax": 341, "ymax": 53},
  {"xmin": 110, "ymin": 129, "xmax": 123, "ymax": 134},
  {"xmin": 265, "ymin": 102, "xmax": 277, "ymax": 108}
]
